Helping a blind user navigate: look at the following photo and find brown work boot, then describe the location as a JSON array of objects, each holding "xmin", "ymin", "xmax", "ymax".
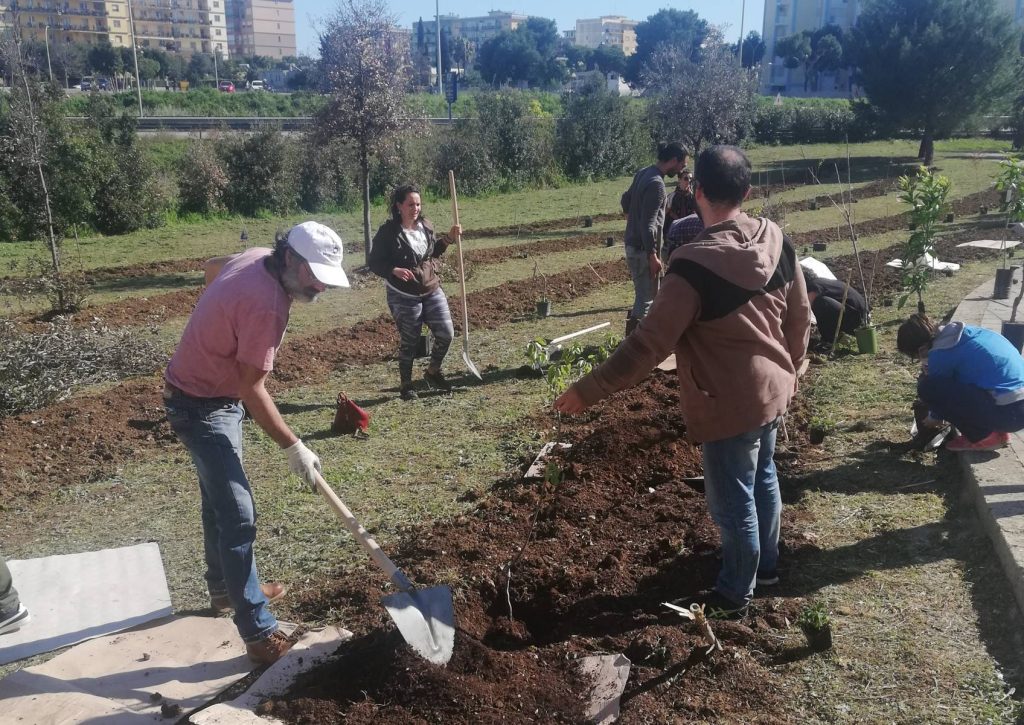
[
  {"xmin": 245, "ymin": 630, "xmax": 295, "ymax": 666},
  {"xmin": 210, "ymin": 582, "xmax": 288, "ymax": 615}
]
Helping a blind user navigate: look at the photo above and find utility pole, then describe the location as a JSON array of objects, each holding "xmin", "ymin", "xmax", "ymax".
[
  {"xmin": 737, "ymin": 0, "xmax": 747, "ymax": 67},
  {"xmin": 435, "ymin": 0, "xmax": 442, "ymax": 98},
  {"xmin": 126, "ymin": 0, "xmax": 144, "ymax": 116},
  {"xmin": 213, "ymin": 44, "xmax": 220, "ymax": 89}
]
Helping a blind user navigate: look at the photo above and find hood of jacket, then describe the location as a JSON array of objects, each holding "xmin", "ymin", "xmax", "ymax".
[
  {"xmin": 933, "ymin": 321, "xmax": 965, "ymax": 350},
  {"xmin": 672, "ymin": 212, "xmax": 783, "ymax": 290}
]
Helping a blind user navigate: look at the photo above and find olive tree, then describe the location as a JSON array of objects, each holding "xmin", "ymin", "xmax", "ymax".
[
  {"xmin": 317, "ymin": 0, "xmax": 413, "ymax": 254},
  {"xmin": 645, "ymin": 36, "xmax": 758, "ymax": 156}
]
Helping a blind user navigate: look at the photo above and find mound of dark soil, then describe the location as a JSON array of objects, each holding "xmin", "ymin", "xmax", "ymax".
[{"xmin": 275, "ymin": 372, "xmax": 810, "ymax": 723}]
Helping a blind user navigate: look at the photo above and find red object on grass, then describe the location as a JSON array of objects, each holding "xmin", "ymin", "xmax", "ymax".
[{"xmin": 332, "ymin": 392, "xmax": 370, "ymax": 435}]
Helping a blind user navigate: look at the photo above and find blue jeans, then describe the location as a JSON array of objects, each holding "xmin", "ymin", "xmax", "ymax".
[
  {"xmin": 164, "ymin": 388, "xmax": 278, "ymax": 643},
  {"xmin": 701, "ymin": 418, "xmax": 782, "ymax": 606},
  {"xmin": 919, "ymin": 375, "xmax": 1024, "ymax": 442},
  {"xmin": 625, "ymin": 245, "xmax": 656, "ymax": 320}
]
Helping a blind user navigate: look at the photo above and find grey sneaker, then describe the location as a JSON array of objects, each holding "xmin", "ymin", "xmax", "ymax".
[{"xmin": 0, "ymin": 604, "xmax": 30, "ymax": 635}]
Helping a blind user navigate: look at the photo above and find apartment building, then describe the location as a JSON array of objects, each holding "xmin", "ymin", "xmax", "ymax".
[
  {"xmin": 414, "ymin": 10, "xmax": 527, "ymax": 66},
  {"xmin": 762, "ymin": 0, "xmax": 1024, "ymax": 96},
  {"xmin": 0, "ymin": 0, "xmax": 229, "ymax": 56},
  {"xmin": 574, "ymin": 15, "xmax": 637, "ymax": 56},
  {"xmin": 226, "ymin": 0, "xmax": 294, "ymax": 59}
]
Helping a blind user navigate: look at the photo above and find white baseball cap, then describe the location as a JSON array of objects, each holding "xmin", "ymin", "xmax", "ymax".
[{"xmin": 286, "ymin": 221, "xmax": 349, "ymax": 288}]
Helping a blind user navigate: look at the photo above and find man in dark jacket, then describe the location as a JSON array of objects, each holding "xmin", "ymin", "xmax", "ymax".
[
  {"xmin": 620, "ymin": 142, "xmax": 688, "ymax": 334},
  {"xmin": 557, "ymin": 146, "xmax": 811, "ymax": 619},
  {"xmin": 802, "ymin": 266, "xmax": 868, "ymax": 349}
]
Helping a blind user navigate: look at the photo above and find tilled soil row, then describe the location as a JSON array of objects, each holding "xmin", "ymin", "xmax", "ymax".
[
  {"xmin": 0, "ymin": 260, "xmax": 631, "ymax": 506},
  {"xmin": 11, "ymin": 234, "xmax": 617, "ymax": 332},
  {"xmin": 275, "ymin": 371, "xmax": 811, "ymax": 723},
  {"xmin": 768, "ymin": 177, "xmax": 897, "ymax": 215}
]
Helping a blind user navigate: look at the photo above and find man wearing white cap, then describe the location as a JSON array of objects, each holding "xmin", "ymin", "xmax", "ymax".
[{"xmin": 164, "ymin": 221, "xmax": 348, "ymax": 665}]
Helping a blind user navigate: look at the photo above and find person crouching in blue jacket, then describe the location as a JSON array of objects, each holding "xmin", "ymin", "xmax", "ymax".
[{"xmin": 897, "ymin": 313, "xmax": 1024, "ymax": 452}]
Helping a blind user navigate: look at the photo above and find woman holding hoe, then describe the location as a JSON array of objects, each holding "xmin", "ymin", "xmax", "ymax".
[
  {"xmin": 370, "ymin": 184, "xmax": 462, "ymax": 400},
  {"xmin": 898, "ymin": 313, "xmax": 1024, "ymax": 452}
]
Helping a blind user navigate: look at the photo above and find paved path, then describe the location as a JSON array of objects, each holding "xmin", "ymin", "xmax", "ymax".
[{"xmin": 953, "ymin": 270, "xmax": 1024, "ymax": 616}]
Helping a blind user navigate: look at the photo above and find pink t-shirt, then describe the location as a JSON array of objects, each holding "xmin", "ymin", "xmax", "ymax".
[{"xmin": 166, "ymin": 248, "xmax": 291, "ymax": 399}]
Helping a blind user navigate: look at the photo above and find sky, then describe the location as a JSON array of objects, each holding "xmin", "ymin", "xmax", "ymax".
[{"xmin": 293, "ymin": 1, "xmax": 766, "ymax": 56}]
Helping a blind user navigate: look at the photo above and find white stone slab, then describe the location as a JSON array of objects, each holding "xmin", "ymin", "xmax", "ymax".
[
  {"xmin": 657, "ymin": 354, "xmax": 677, "ymax": 372},
  {"xmin": 524, "ymin": 442, "xmax": 572, "ymax": 479},
  {"xmin": 0, "ymin": 543, "xmax": 173, "ymax": 665},
  {"xmin": 580, "ymin": 654, "xmax": 631, "ymax": 724},
  {"xmin": 190, "ymin": 626, "xmax": 351, "ymax": 724},
  {"xmin": 956, "ymin": 239, "xmax": 1022, "ymax": 250}
]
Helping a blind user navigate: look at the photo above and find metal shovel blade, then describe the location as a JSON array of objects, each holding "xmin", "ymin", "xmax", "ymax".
[
  {"xmin": 382, "ymin": 585, "xmax": 456, "ymax": 665},
  {"xmin": 462, "ymin": 348, "xmax": 482, "ymax": 380}
]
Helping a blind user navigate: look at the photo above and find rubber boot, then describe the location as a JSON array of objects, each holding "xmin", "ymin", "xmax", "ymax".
[{"xmin": 399, "ymin": 361, "xmax": 417, "ymax": 400}]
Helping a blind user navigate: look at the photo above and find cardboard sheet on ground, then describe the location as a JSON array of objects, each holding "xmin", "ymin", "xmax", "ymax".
[
  {"xmin": 886, "ymin": 252, "xmax": 960, "ymax": 273},
  {"xmin": 956, "ymin": 239, "xmax": 1022, "ymax": 250},
  {"xmin": 580, "ymin": 654, "xmax": 631, "ymax": 724},
  {"xmin": 0, "ymin": 616, "xmax": 250, "ymax": 722},
  {"xmin": 190, "ymin": 626, "xmax": 351, "ymax": 724},
  {"xmin": 0, "ymin": 543, "xmax": 172, "ymax": 666}
]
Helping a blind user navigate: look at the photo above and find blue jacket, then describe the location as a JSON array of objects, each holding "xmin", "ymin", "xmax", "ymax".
[{"xmin": 927, "ymin": 322, "xmax": 1024, "ymax": 404}]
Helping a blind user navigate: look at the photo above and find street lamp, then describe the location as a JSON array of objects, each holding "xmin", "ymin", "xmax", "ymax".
[
  {"xmin": 126, "ymin": 0, "xmax": 143, "ymax": 116},
  {"xmin": 435, "ymin": 0, "xmax": 442, "ymax": 98},
  {"xmin": 43, "ymin": 25, "xmax": 53, "ymax": 83},
  {"xmin": 213, "ymin": 43, "xmax": 220, "ymax": 88}
]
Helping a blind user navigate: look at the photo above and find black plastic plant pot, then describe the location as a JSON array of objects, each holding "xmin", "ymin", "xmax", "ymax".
[
  {"xmin": 415, "ymin": 333, "xmax": 433, "ymax": 359},
  {"xmin": 536, "ymin": 300, "xmax": 551, "ymax": 318},
  {"xmin": 813, "ymin": 242, "xmax": 827, "ymax": 252},
  {"xmin": 809, "ymin": 428, "xmax": 827, "ymax": 445},
  {"xmin": 583, "ymin": 216, "xmax": 593, "ymax": 228},
  {"xmin": 994, "ymin": 268, "xmax": 1014, "ymax": 300},
  {"xmin": 606, "ymin": 236, "xmax": 615, "ymax": 247},
  {"xmin": 1002, "ymin": 322, "xmax": 1024, "ymax": 353},
  {"xmin": 945, "ymin": 213, "xmax": 955, "ymax": 223},
  {"xmin": 802, "ymin": 624, "xmax": 833, "ymax": 652}
]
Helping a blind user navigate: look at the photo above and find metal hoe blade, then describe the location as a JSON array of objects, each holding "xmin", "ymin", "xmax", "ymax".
[{"xmin": 382, "ymin": 586, "xmax": 456, "ymax": 665}]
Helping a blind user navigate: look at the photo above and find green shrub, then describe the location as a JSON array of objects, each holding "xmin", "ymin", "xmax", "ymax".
[
  {"xmin": 177, "ymin": 139, "xmax": 229, "ymax": 215},
  {"xmin": 93, "ymin": 145, "xmax": 170, "ymax": 234},
  {"xmin": 475, "ymin": 91, "xmax": 558, "ymax": 190},
  {"xmin": 430, "ymin": 122, "xmax": 498, "ymax": 196},
  {"xmin": 218, "ymin": 127, "xmax": 297, "ymax": 216},
  {"xmin": 556, "ymin": 87, "xmax": 651, "ymax": 181}
]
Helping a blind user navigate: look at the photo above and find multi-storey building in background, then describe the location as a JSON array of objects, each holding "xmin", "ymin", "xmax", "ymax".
[
  {"xmin": 762, "ymin": 0, "xmax": 1024, "ymax": 96},
  {"xmin": 226, "ymin": 0, "xmax": 294, "ymax": 59},
  {"xmin": 0, "ymin": 0, "xmax": 298, "ymax": 59},
  {"xmin": 574, "ymin": 15, "xmax": 637, "ymax": 56},
  {"xmin": 414, "ymin": 10, "xmax": 527, "ymax": 68}
]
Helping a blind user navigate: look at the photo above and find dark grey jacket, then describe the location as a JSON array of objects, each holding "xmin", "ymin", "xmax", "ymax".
[{"xmin": 620, "ymin": 165, "xmax": 666, "ymax": 252}]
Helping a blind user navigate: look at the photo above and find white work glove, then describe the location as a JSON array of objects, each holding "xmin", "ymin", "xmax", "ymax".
[{"xmin": 284, "ymin": 439, "xmax": 321, "ymax": 493}]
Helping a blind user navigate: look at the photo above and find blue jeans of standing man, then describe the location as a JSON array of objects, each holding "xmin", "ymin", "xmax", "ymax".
[
  {"xmin": 625, "ymin": 245, "xmax": 657, "ymax": 320},
  {"xmin": 164, "ymin": 387, "xmax": 278, "ymax": 643},
  {"xmin": 701, "ymin": 418, "xmax": 782, "ymax": 606}
]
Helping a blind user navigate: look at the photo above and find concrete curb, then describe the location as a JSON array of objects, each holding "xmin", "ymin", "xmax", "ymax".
[{"xmin": 953, "ymin": 270, "xmax": 1024, "ymax": 617}]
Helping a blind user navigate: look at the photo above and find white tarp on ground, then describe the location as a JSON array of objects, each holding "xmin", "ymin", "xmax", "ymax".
[
  {"xmin": 886, "ymin": 252, "xmax": 960, "ymax": 272},
  {"xmin": 0, "ymin": 543, "xmax": 173, "ymax": 666},
  {"xmin": 799, "ymin": 257, "xmax": 838, "ymax": 281},
  {"xmin": 955, "ymin": 239, "xmax": 1022, "ymax": 250}
]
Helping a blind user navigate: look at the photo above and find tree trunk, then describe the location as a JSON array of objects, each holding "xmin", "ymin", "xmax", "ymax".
[
  {"xmin": 360, "ymin": 144, "xmax": 371, "ymax": 257},
  {"xmin": 916, "ymin": 292, "xmax": 926, "ymax": 315},
  {"xmin": 917, "ymin": 132, "xmax": 934, "ymax": 166}
]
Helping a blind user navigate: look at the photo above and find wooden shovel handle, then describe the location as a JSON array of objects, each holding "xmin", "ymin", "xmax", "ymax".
[
  {"xmin": 448, "ymin": 170, "xmax": 471, "ymax": 341},
  {"xmin": 312, "ymin": 471, "xmax": 413, "ymax": 592}
]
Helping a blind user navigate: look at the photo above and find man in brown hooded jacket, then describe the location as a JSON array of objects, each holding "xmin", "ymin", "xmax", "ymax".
[{"xmin": 555, "ymin": 145, "xmax": 811, "ymax": 617}]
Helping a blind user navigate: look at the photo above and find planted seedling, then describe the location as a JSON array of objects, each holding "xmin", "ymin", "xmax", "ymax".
[
  {"xmin": 525, "ymin": 338, "xmax": 549, "ymax": 371},
  {"xmin": 896, "ymin": 166, "xmax": 951, "ymax": 313},
  {"xmin": 808, "ymin": 415, "xmax": 836, "ymax": 445},
  {"xmin": 797, "ymin": 601, "xmax": 833, "ymax": 652}
]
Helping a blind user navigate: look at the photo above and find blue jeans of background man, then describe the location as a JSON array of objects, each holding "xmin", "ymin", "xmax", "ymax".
[
  {"xmin": 164, "ymin": 389, "xmax": 278, "ymax": 643},
  {"xmin": 918, "ymin": 374, "xmax": 1024, "ymax": 442},
  {"xmin": 625, "ymin": 245, "xmax": 657, "ymax": 321},
  {"xmin": 701, "ymin": 418, "xmax": 782, "ymax": 606}
]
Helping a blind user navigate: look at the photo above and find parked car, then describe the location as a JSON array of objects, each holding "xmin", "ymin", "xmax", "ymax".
[
  {"xmin": 249, "ymin": 79, "xmax": 266, "ymax": 91},
  {"xmin": 218, "ymin": 80, "xmax": 235, "ymax": 93},
  {"xmin": 81, "ymin": 76, "xmax": 93, "ymax": 91}
]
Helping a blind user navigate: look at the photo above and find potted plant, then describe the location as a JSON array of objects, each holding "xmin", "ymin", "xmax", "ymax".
[
  {"xmin": 797, "ymin": 601, "xmax": 833, "ymax": 652},
  {"xmin": 415, "ymin": 331, "xmax": 433, "ymax": 359},
  {"xmin": 896, "ymin": 166, "xmax": 951, "ymax": 314},
  {"xmin": 536, "ymin": 297, "xmax": 551, "ymax": 318},
  {"xmin": 606, "ymin": 235, "xmax": 615, "ymax": 247},
  {"xmin": 995, "ymin": 156, "xmax": 1024, "ymax": 302},
  {"xmin": 808, "ymin": 415, "xmax": 836, "ymax": 445},
  {"xmin": 813, "ymin": 241, "xmax": 827, "ymax": 252}
]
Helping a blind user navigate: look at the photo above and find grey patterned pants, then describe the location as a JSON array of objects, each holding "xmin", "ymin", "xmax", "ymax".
[{"xmin": 386, "ymin": 286, "xmax": 454, "ymax": 384}]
